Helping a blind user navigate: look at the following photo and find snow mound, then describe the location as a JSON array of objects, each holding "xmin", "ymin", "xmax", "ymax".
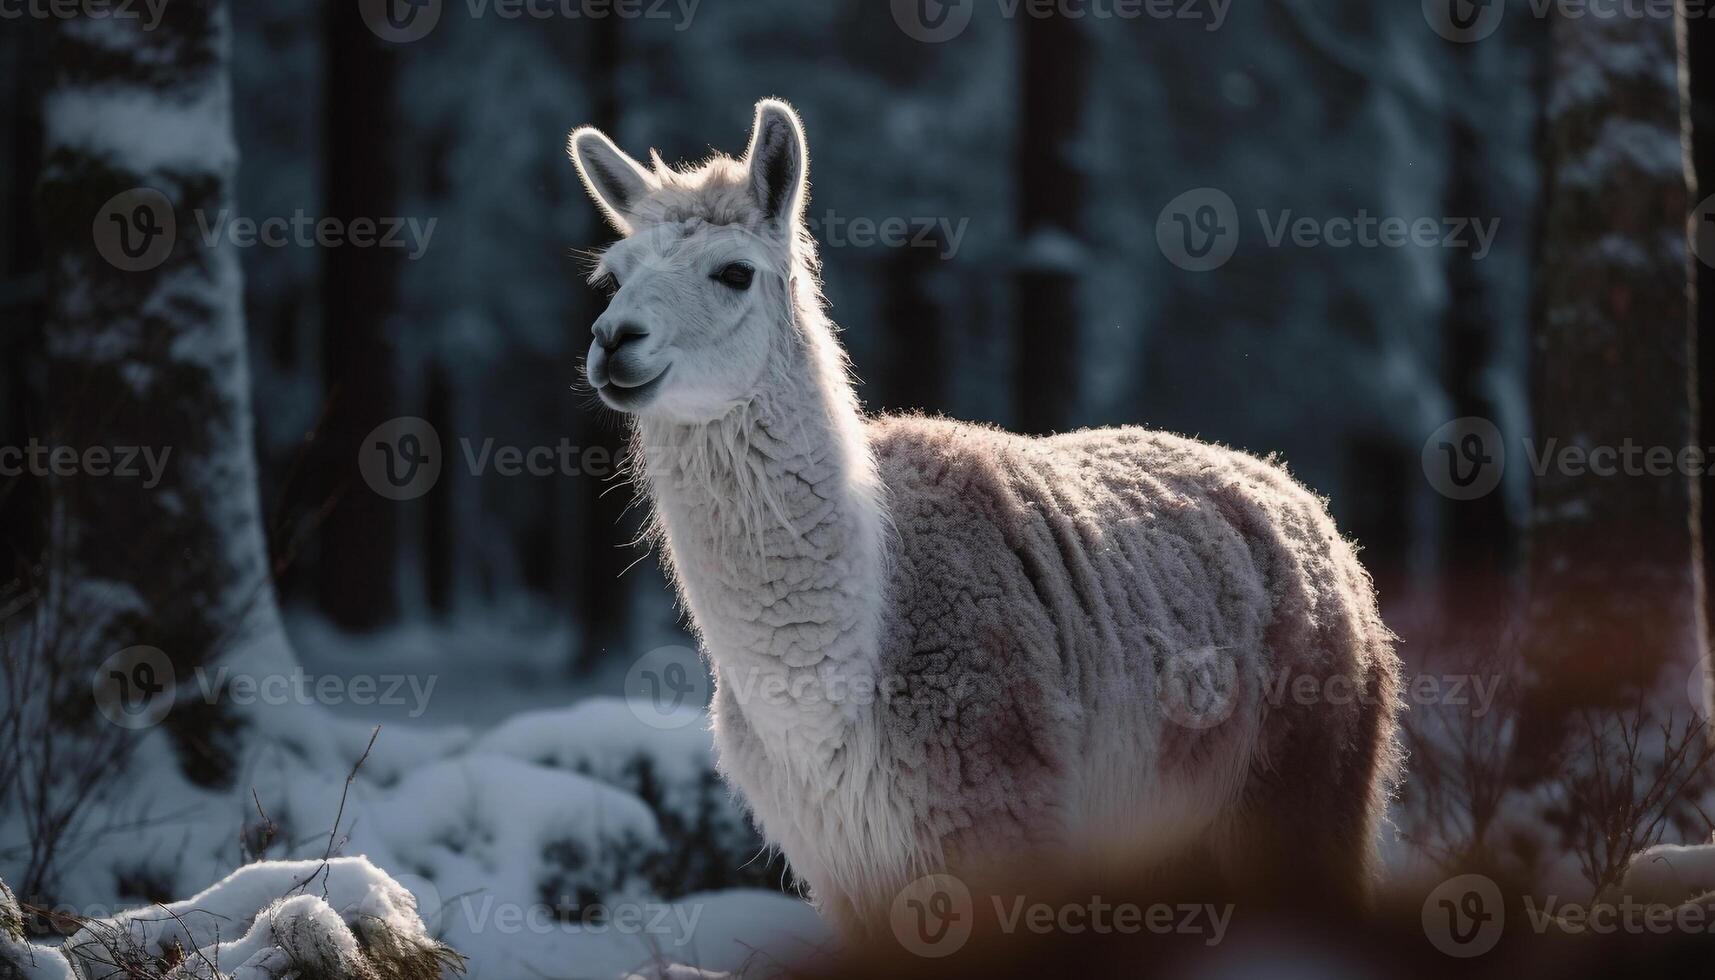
[
  {"xmin": 1, "ymin": 879, "xmax": 76, "ymax": 980},
  {"xmin": 1621, "ymin": 835, "xmax": 1715, "ymax": 906},
  {"xmin": 474, "ymin": 701, "xmax": 782, "ymax": 895},
  {"xmin": 0, "ymin": 858, "xmax": 459, "ymax": 980}
]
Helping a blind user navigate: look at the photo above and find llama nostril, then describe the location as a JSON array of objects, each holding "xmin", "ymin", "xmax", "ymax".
[{"xmin": 596, "ymin": 321, "xmax": 648, "ymax": 353}]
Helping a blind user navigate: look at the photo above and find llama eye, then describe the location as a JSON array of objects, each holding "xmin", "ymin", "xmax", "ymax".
[
  {"xmin": 713, "ymin": 263, "xmax": 754, "ymax": 291},
  {"xmin": 596, "ymin": 273, "xmax": 619, "ymax": 297}
]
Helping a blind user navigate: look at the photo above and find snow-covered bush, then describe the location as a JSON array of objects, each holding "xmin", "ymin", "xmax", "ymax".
[
  {"xmin": 0, "ymin": 859, "xmax": 460, "ymax": 980},
  {"xmin": 1, "ymin": 877, "xmax": 74, "ymax": 980},
  {"xmin": 59, "ymin": 858, "xmax": 460, "ymax": 980},
  {"xmin": 475, "ymin": 701, "xmax": 788, "ymax": 896}
]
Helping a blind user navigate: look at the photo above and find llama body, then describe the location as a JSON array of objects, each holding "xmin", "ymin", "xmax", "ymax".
[{"xmin": 569, "ymin": 100, "xmax": 1403, "ymax": 934}]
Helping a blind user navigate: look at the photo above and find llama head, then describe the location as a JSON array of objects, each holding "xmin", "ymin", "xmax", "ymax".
[{"xmin": 569, "ymin": 99, "xmax": 816, "ymax": 423}]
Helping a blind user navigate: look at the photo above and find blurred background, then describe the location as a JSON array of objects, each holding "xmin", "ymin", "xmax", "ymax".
[
  {"xmin": 4, "ymin": 0, "xmax": 1551, "ymax": 691},
  {"xmin": 5, "ymin": 0, "xmax": 1715, "ymax": 974}
]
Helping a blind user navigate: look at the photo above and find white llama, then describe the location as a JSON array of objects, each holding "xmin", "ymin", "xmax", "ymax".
[{"xmin": 568, "ymin": 100, "xmax": 1403, "ymax": 935}]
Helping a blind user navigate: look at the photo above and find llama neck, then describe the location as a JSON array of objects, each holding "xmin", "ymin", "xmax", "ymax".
[{"xmin": 637, "ymin": 325, "xmax": 887, "ymax": 747}]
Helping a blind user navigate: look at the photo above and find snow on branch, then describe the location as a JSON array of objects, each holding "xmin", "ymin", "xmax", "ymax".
[{"xmin": 0, "ymin": 858, "xmax": 464, "ymax": 980}]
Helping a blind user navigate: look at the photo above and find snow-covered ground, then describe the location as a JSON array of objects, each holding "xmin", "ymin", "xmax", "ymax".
[{"xmin": 2, "ymin": 613, "xmax": 832, "ymax": 979}]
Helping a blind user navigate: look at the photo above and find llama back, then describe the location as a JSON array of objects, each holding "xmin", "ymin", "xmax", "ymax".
[{"xmin": 866, "ymin": 414, "xmax": 1402, "ymax": 879}]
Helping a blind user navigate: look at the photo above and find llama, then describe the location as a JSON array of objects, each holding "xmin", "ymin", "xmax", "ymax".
[{"xmin": 568, "ymin": 100, "xmax": 1403, "ymax": 936}]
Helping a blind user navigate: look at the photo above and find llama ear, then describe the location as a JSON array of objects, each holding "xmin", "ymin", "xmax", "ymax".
[
  {"xmin": 743, "ymin": 99, "xmax": 808, "ymax": 227},
  {"xmin": 568, "ymin": 126, "xmax": 654, "ymax": 235}
]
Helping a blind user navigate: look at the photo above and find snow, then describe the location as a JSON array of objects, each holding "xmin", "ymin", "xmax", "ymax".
[
  {"xmin": 3, "ymin": 613, "xmax": 826, "ymax": 979},
  {"xmin": 61, "ymin": 858, "xmax": 408, "ymax": 973},
  {"xmin": 1621, "ymin": 837, "xmax": 1715, "ymax": 906},
  {"xmin": 42, "ymin": 86, "xmax": 238, "ymax": 177}
]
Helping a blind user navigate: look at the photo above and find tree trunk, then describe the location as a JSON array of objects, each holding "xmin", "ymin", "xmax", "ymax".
[
  {"xmin": 35, "ymin": 0, "xmax": 278, "ymax": 787},
  {"xmin": 1519, "ymin": 7, "xmax": 1701, "ymax": 759},
  {"xmin": 569, "ymin": 13, "xmax": 634, "ymax": 673},
  {"xmin": 1689, "ymin": 0, "xmax": 1715, "ymax": 729},
  {"xmin": 315, "ymin": 0, "xmax": 401, "ymax": 631},
  {"xmin": 1011, "ymin": 14, "xmax": 1086, "ymax": 436},
  {"xmin": 0, "ymin": 24, "xmax": 44, "ymax": 582}
]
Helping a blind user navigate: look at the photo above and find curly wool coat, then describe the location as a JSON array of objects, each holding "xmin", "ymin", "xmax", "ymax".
[
  {"xmin": 706, "ymin": 415, "xmax": 1403, "ymax": 931},
  {"xmin": 571, "ymin": 99, "xmax": 1403, "ymax": 938}
]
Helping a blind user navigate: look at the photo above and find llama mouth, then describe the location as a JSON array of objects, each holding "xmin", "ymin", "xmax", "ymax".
[{"xmin": 598, "ymin": 365, "xmax": 671, "ymax": 411}]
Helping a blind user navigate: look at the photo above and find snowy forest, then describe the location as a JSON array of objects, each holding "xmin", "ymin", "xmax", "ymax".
[{"xmin": 6, "ymin": 0, "xmax": 1715, "ymax": 976}]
